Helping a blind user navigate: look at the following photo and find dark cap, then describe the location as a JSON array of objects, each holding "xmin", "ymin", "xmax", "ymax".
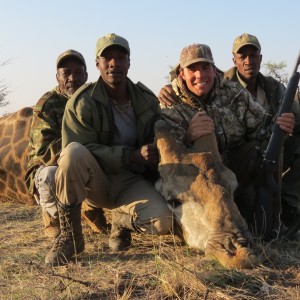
[
  {"xmin": 180, "ymin": 44, "xmax": 214, "ymax": 68},
  {"xmin": 56, "ymin": 49, "xmax": 86, "ymax": 68},
  {"xmin": 232, "ymin": 33, "xmax": 261, "ymax": 53},
  {"xmin": 95, "ymin": 33, "xmax": 130, "ymax": 57}
]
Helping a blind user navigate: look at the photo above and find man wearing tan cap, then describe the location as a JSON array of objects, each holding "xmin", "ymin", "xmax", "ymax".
[
  {"xmin": 25, "ymin": 50, "xmax": 108, "ymax": 239},
  {"xmin": 45, "ymin": 34, "xmax": 172, "ymax": 266},
  {"xmin": 159, "ymin": 43, "xmax": 295, "ymax": 240},
  {"xmin": 159, "ymin": 35, "xmax": 300, "ymax": 240},
  {"xmin": 224, "ymin": 33, "xmax": 300, "ymax": 239}
]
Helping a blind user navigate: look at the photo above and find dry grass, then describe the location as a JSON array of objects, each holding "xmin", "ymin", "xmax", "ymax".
[{"xmin": 0, "ymin": 201, "xmax": 300, "ymax": 300}]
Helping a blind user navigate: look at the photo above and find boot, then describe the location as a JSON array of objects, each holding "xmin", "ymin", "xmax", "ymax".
[
  {"xmin": 81, "ymin": 201, "xmax": 109, "ymax": 233},
  {"xmin": 109, "ymin": 211, "xmax": 135, "ymax": 251},
  {"xmin": 45, "ymin": 202, "xmax": 84, "ymax": 266},
  {"xmin": 42, "ymin": 209, "xmax": 60, "ymax": 239}
]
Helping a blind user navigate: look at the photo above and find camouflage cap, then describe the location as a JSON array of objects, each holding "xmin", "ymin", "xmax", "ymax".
[
  {"xmin": 95, "ymin": 33, "xmax": 130, "ymax": 57},
  {"xmin": 180, "ymin": 44, "xmax": 214, "ymax": 68},
  {"xmin": 232, "ymin": 33, "xmax": 261, "ymax": 53},
  {"xmin": 56, "ymin": 49, "xmax": 86, "ymax": 68}
]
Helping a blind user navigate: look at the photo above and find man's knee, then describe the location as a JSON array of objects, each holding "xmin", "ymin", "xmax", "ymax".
[
  {"xmin": 59, "ymin": 142, "xmax": 90, "ymax": 166},
  {"xmin": 36, "ymin": 166, "xmax": 57, "ymax": 186},
  {"xmin": 136, "ymin": 208, "xmax": 173, "ymax": 235}
]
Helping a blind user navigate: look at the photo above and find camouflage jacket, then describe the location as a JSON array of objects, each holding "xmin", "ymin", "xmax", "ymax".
[
  {"xmin": 224, "ymin": 67, "xmax": 286, "ymax": 115},
  {"xmin": 25, "ymin": 87, "xmax": 68, "ymax": 195},
  {"xmin": 62, "ymin": 77, "xmax": 161, "ymax": 175},
  {"xmin": 162, "ymin": 73, "xmax": 265, "ymax": 153},
  {"xmin": 224, "ymin": 66, "xmax": 300, "ymax": 150}
]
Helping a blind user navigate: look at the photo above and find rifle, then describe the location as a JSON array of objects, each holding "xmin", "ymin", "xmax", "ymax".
[{"xmin": 254, "ymin": 51, "xmax": 300, "ymax": 241}]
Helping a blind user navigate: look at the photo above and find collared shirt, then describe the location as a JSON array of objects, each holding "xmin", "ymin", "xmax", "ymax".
[{"xmin": 236, "ymin": 71, "xmax": 270, "ymax": 111}]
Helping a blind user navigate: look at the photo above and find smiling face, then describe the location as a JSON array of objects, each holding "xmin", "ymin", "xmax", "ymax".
[
  {"xmin": 180, "ymin": 62, "xmax": 216, "ymax": 98},
  {"xmin": 233, "ymin": 45, "xmax": 262, "ymax": 82}
]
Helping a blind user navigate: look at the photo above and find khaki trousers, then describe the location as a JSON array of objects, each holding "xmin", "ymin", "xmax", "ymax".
[{"xmin": 55, "ymin": 142, "xmax": 172, "ymax": 235}]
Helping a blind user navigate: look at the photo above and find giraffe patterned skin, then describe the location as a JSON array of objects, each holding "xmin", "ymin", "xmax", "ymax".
[{"xmin": 0, "ymin": 107, "xmax": 35, "ymax": 204}]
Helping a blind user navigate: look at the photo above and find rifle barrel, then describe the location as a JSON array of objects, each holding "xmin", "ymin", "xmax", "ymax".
[
  {"xmin": 264, "ymin": 72, "xmax": 300, "ymax": 163},
  {"xmin": 291, "ymin": 51, "xmax": 300, "ymax": 74}
]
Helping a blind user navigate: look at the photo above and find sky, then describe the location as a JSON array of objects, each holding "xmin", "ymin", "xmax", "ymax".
[{"xmin": 0, "ymin": 0, "xmax": 299, "ymax": 115}]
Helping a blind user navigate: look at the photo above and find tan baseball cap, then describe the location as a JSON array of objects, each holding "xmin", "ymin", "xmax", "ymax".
[
  {"xmin": 232, "ymin": 33, "xmax": 261, "ymax": 53},
  {"xmin": 95, "ymin": 33, "xmax": 130, "ymax": 57},
  {"xmin": 56, "ymin": 49, "xmax": 86, "ymax": 68},
  {"xmin": 180, "ymin": 44, "xmax": 214, "ymax": 68}
]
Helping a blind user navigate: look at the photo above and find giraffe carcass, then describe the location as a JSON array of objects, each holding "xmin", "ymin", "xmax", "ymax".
[
  {"xmin": 155, "ymin": 119, "xmax": 258, "ymax": 269},
  {"xmin": 0, "ymin": 107, "xmax": 35, "ymax": 204}
]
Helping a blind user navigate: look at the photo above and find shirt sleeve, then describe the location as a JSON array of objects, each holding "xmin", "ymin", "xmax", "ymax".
[{"xmin": 29, "ymin": 99, "xmax": 62, "ymax": 166}]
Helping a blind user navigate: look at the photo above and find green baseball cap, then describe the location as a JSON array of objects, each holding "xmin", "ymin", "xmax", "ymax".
[
  {"xmin": 232, "ymin": 33, "xmax": 261, "ymax": 53},
  {"xmin": 180, "ymin": 44, "xmax": 214, "ymax": 68},
  {"xmin": 56, "ymin": 49, "xmax": 86, "ymax": 68},
  {"xmin": 95, "ymin": 33, "xmax": 130, "ymax": 57}
]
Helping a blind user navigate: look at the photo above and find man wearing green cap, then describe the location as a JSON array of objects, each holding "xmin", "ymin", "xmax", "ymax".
[
  {"xmin": 25, "ymin": 49, "xmax": 108, "ymax": 239},
  {"xmin": 45, "ymin": 33, "xmax": 172, "ymax": 266},
  {"xmin": 158, "ymin": 43, "xmax": 295, "ymax": 240},
  {"xmin": 224, "ymin": 33, "xmax": 300, "ymax": 239}
]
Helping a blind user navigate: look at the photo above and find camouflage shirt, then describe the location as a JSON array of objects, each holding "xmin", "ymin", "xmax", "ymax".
[
  {"xmin": 25, "ymin": 87, "xmax": 68, "ymax": 195},
  {"xmin": 224, "ymin": 66, "xmax": 300, "ymax": 152},
  {"xmin": 223, "ymin": 67, "xmax": 300, "ymax": 115},
  {"xmin": 161, "ymin": 73, "xmax": 265, "ymax": 153}
]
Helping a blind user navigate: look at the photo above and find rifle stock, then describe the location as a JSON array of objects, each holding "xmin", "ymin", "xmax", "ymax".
[{"xmin": 254, "ymin": 52, "xmax": 300, "ymax": 241}]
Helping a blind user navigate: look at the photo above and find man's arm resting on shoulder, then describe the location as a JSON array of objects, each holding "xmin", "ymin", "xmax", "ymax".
[{"xmin": 158, "ymin": 84, "xmax": 177, "ymax": 107}]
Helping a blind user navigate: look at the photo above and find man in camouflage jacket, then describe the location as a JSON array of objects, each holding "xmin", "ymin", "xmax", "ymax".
[
  {"xmin": 25, "ymin": 50, "xmax": 107, "ymax": 238},
  {"xmin": 160, "ymin": 43, "xmax": 295, "ymax": 239},
  {"xmin": 224, "ymin": 33, "xmax": 300, "ymax": 238}
]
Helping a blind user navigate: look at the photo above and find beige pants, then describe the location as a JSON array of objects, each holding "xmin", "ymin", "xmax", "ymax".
[{"xmin": 55, "ymin": 142, "xmax": 172, "ymax": 235}]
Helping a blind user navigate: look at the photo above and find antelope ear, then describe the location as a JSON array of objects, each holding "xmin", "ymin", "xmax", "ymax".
[{"xmin": 155, "ymin": 120, "xmax": 184, "ymax": 164}]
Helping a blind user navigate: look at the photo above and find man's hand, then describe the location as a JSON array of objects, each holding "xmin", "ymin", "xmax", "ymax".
[
  {"xmin": 130, "ymin": 143, "xmax": 159, "ymax": 165},
  {"xmin": 158, "ymin": 85, "xmax": 177, "ymax": 107},
  {"xmin": 187, "ymin": 111, "xmax": 215, "ymax": 143},
  {"xmin": 276, "ymin": 112, "xmax": 295, "ymax": 135}
]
